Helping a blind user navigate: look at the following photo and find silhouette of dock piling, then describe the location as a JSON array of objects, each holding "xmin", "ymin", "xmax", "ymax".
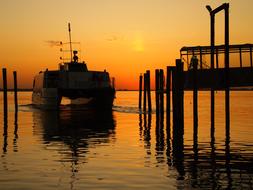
[
  {"xmin": 2, "ymin": 68, "xmax": 8, "ymax": 116},
  {"xmin": 13, "ymin": 71, "xmax": 18, "ymax": 112},
  {"xmin": 139, "ymin": 70, "xmax": 152, "ymax": 113},
  {"xmin": 138, "ymin": 74, "xmax": 143, "ymax": 109}
]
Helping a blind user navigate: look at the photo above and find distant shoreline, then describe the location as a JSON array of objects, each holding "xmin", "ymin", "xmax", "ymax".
[{"xmin": 0, "ymin": 88, "xmax": 253, "ymax": 92}]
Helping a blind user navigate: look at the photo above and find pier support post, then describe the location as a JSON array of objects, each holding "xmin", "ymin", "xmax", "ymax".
[
  {"xmin": 239, "ymin": 47, "xmax": 242, "ymax": 68},
  {"xmin": 225, "ymin": 4, "xmax": 230, "ymax": 134},
  {"xmin": 192, "ymin": 57, "xmax": 198, "ymax": 142},
  {"xmin": 143, "ymin": 73, "xmax": 147, "ymax": 113},
  {"xmin": 13, "ymin": 71, "xmax": 18, "ymax": 112},
  {"xmin": 155, "ymin": 69, "xmax": 160, "ymax": 116},
  {"xmin": 139, "ymin": 74, "xmax": 143, "ymax": 109},
  {"xmin": 2, "ymin": 68, "xmax": 8, "ymax": 117},
  {"xmin": 172, "ymin": 59, "xmax": 184, "ymax": 137},
  {"xmin": 146, "ymin": 70, "xmax": 152, "ymax": 113},
  {"xmin": 166, "ymin": 66, "xmax": 172, "ymax": 135},
  {"xmin": 250, "ymin": 46, "xmax": 252, "ymax": 68},
  {"xmin": 160, "ymin": 69, "xmax": 164, "ymax": 119},
  {"xmin": 172, "ymin": 60, "xmax": 184, "ymax": 177}
]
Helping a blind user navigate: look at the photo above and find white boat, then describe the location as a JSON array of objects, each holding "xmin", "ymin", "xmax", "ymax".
[{"xmin": 32, "ymin": 24, "xmax": 115, "ymax": 109}]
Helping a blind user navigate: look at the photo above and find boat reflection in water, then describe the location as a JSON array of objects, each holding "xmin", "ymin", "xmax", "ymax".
[{"xmin": 32, "ymin": 106, "xmax": 116, "ymax": 164}]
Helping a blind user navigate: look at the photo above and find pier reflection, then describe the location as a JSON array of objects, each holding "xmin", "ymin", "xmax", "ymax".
[
  {"xmin": 139, "ymin": 114, "xmax": 253, "ymax": 189},
  {"xmin": 2, "ymin": 109, "xmax": 19, "ymax": 154},
  {"xmin": 32, "ymin": 107, "xmax": 116, "ymax": 163}
]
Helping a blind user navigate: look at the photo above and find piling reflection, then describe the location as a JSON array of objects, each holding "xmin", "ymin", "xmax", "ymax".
[
  {"xmin": 13, "ymin": 110, "xmax": 18, "ymax": 152},
  {"xmin": 32, "ymin": 107, "xmax": 116, "ymax": 163},
  {"xmin": 155, "ymin": 113, "xmax": 165, "ymax": 165},
  {"xmin": 143, "ymin": 113, "xmax": 151, "ymax": 155},
  {"xmin": 139, "ymin": 113, "xmax": 253, "ymax": 189},
  {"xmin": 3, "ymin": 114, "xmax": 8, "ymax": 154}
]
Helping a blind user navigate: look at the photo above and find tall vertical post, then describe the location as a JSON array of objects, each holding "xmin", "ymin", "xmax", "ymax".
[
  {"xmin": 210, "ymin": 10, "xmax": 215, "ymax": 134},
  {"xmin": 139, "ymin": 74, "xmax": 143, "ymax": 109},
  {"xmin": 172, "ymin": 60, "xmax": 184, "ymax": 176},
  {"xmin": 13, "ymin": 71, "xmax": 18, "ymax": 112},
  {"xmin": 155, "ymin": 69, "xmax": 160, "ymax": 116},
  {"xmin": 172, "ymin": 59, "xmax": 184, "ymax": 134},
  {"xmin": 143, "ymin": 73, "xmax": 147, "ymax": 113},
  {"xmin": 160, "ymin": 69, "xmax": 164, "ymax": 118},
  {"xmin": 193, "ymin": 57, "xmax": 198, "ymax": 142},
  {"xmin": 146, "ymin": 70, "xmax": 152, "ymax": 113},
  {"xmin": 239, "ymin": 47, "xmax": 242, "ymax": 68},
  {"xmin": 68, "ymin": 23, "xmax": 73, "ymax": 62},
  {"xmin": 250, "ymin": 46, "xmax": 252, "ymax": 68},
  {"xmin": 216, "ymin": 48, "xmax": 219, "ymax": 68},
  {"xmin": 224, "ymin": 4, "xmax": 230, "ymax": 133},
  {"xmin": 2, "ymin": 68, "xmax": 8, "ymax": 116},
  {"xmin": 166, "ymin": 66, "xmax": 171, "ymax": 135}
]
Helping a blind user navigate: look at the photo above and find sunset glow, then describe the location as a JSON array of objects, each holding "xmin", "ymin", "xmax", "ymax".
[{"xmin": 1, "ymin": 0, "xmax": 253, "ymax": 90}]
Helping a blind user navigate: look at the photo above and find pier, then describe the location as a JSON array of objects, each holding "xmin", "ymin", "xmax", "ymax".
[{"xmin": 139, "ymin": 3, "xmax": 253, "ymax": 149}]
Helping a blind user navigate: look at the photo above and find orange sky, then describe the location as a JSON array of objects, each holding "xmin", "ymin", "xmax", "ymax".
[{"xmin": 0, "ymin": 0, "xmax": 253, "ymax": 90}]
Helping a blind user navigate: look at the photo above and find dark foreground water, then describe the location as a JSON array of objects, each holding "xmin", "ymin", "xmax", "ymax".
[{"xmin": 0, "ymin": 91, "xmax": 253, "ymax": 189}]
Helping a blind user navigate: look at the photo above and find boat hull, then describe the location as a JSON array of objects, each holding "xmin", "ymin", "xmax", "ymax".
[{"xmin": 32, "ymin": 87, "xmax": 115, "ymax": 109}]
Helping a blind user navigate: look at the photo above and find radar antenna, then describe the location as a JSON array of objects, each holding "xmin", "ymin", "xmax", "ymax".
[{"xmin": 68, "ymin": 23, "xmax": 73, "ymax": 62}]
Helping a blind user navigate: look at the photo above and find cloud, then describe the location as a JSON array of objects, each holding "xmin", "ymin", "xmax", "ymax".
[
  {"xmin": 106, "ymin": 35, "xmax": 125, "ymax": 42},
  {"xmin": 45, "ymin": 40, "xmax": 63, "ymax": 47}
]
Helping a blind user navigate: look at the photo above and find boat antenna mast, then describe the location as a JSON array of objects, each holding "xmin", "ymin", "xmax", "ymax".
[{"xmin": 68, "ymin": 22, "xmax": 73, "ymax": 62}]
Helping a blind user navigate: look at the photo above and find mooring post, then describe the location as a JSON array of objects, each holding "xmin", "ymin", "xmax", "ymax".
[
  {"xmin": 239, "ymin": 47, "xmax": 242, "ymax": 68},
  {"xmin": 139, "ymin": 74, "xmax": 143, "ymax": 109},
  {"xmin": 250, "ymin": 46, "xmax": 252, "ymax": 68},
  {"xmin": 210, "ymin": 11, "xmax": 215, "ymax": 131},
  {"xmin": 224, "ymin": 3, "xmax": 230, "ymax": 133},
  {"xmin": 160, "ymin": 69, "xmax": 164, "ymax": 119},
  {"xmin": 216, "ymin": 48, "xmax": 219, "ymax": 68},
  {"xmin": 172, "ymin": 60, "xmax": 184, "ymax": 172},
  {"xmin": 13, "ymin": 71, "xmax": 18, "ymax": 112},
  {"xmin": 155, "ymin": 69, "xmax": 160, "ymax": 116},
  {"xmin": 146, "ymin": 70, "xmax": 152, "ymax": 113},
  {"xmin": 166, "ymin": 66, "xmax": 172, "ymax": 135},
  {"xmin": 172, "ymin": 59, "xmax": 184, "ymax": 136},
  {"xmin": 2, "ymin": 68, "xmax": 8, "ymax": 116},
  {"xmin": 193, "ymin": 57, "xmax": 198, "ymax": 141},
  {"xmin": 143, "ymin": 73, "xmax": 147, "ymax": 113}
]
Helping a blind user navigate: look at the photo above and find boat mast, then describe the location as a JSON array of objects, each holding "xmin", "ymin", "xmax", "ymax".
[{"xmin": 68, "ymin": 23, "xmax": 73, "ymax": 62}]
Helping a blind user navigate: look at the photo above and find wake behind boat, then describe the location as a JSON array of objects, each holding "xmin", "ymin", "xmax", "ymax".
[{"xmin": 32, "ymin": 24, "xmax": 115, "ymax": 109}]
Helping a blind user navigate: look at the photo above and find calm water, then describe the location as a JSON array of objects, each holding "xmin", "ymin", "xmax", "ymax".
[{"xmin": 0, "ymin": 91, "xmax": 253, "ymax": 189}]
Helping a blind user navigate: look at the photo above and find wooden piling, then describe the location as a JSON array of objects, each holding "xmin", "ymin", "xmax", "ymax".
[
  {"xmin": 210, "ymin": 13, "xmax": 215, "ymax": 131},
  {"xmin": 172, "ymin": 59, "xmax": 184, "ymax": 134},
  {"xmin": 216, "ymin": 48, "xmax": 219, "ymax": 68},
  {"xmin": 225, "ymin": 4, "xmax": 230, "ymax": 132},
  {"xmin": 192, "ymin": 57, "xmax": 198, "ymax": 140},
  {"xmin": 166, "ymin": 66, "xmax": 172, "ymax": 134},
  {"xmin": 146, "ymin": 70, "xmax": 152, "ymax": 113},
  {"xmin": 172, "ymin": 60, "xmax": 184, "ymax": 167},
  {"xmin": 155, "ymin": 69, "xmax": 160, "ymax": 116},
  {"xmin": 239, "ymin": 47, "xmax": 242, "ymax": 68},
  {"xmin": 13, "ymin": 71, "xmax": 18, "ymax": 111},
  {"xmin": 143, "ymin": 73, "xmax": 147, "ymax": 112},
  {"xmin": 139, "ymin": 74, "xmax": 143, "ymax": 109},
  {"xmin": 2, "ymin": 68, "xmax": 8, "ymax": 115},
  {"xmin": 250, "ymin": 46, "xmax": 252, "ymax": 68},
  {"xmin": 160, "ymin": 69, "xmax": 164, "ymax": 118}
]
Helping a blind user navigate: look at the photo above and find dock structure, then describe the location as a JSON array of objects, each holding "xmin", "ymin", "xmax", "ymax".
[
  {"xmin": 180, "ymin": 44, "xmax": 253, "ymax": 90},
  {"xmin": 138, "ymin": 3, "xmax": 253, "ymax": 151}
]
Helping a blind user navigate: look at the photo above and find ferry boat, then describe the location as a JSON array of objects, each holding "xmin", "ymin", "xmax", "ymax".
[{"xmin": 32, "ymin": 24, "xmax": 115, "ymax": 109}]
